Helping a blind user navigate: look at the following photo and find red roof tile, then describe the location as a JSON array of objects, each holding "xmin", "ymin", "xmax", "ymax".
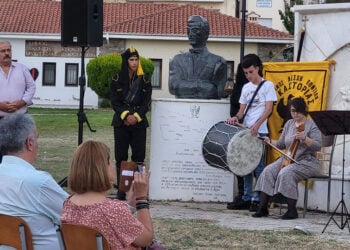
[{"xmin": 0, "ymin": 0, "xmax": 292, "ymax": 40}]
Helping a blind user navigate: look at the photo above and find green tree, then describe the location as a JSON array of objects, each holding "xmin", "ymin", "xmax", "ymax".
[
  {"xmin": 278, "ymin": 0, "xmax": 303, "ymax": 35},
  {"xmin": 86, "ymin": 53, "xmax": 154, "ymax": 102}
]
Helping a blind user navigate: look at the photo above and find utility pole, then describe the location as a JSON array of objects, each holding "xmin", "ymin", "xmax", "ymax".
[{"xmin": 240, "ymin": 0, "xmax": 247, "ymax": 64}]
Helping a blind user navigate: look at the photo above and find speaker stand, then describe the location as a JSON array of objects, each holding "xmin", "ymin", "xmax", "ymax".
[
  {"xmin": 58, "ymin": 46, "xmax": 96, "ymax": 187},
  {"xmin": 77, "ymin": 46, "xmax": 96, "ymax": 145}
]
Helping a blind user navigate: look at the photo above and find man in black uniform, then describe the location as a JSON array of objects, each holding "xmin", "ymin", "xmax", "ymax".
[{"xmin": 110, "ymin": 47, "xmax": 152, "ymax": 200}]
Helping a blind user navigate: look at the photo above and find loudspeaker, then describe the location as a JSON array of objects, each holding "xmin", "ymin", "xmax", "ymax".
[{"xmin": 61, "ymin": 0, "xmax": 103, "ymax": 47}]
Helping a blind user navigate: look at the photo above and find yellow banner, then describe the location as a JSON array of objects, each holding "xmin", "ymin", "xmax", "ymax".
[{"xmin": 263, "ymin": 61, "xmax": 333, "ymax": 164}]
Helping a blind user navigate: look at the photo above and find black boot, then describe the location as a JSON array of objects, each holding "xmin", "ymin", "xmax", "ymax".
[
  {"xmin": 252, "ymin": 205, "xmax": 269, "ymax": 217},
  {"xmin": 281, "ymin": 198, "xmax": 298, "ymax": 220},
  {"xmin": 252, "ymin": 192, "xmax": 269, "ymax": 217},
  {"xmin": 227, "ymin": 195, "xmax": 243, "ymax": 209},
  {"xmin": 227, "ymin": 176, "xmax": 244, "ymax": 209},
  {"xmin": 281, "ymin": 208, "xmax": 298, "ymax": 220},
  {"xmin": 281, "ymin": 207, "xmax": 298, "ymax": 219},
  {"xmin": 227, "ymin": 197, "xmax": 250, "ymax": 210}
]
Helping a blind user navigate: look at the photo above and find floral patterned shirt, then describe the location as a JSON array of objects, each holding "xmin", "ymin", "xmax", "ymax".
[{"xmin": 61, "ymin": 196, "xmax": 144, "ymax": 250}]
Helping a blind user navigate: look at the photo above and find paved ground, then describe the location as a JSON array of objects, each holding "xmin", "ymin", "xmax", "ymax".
[{"xmin": 149, "ymin": 201, "xmax": 350, "ymax": 242}]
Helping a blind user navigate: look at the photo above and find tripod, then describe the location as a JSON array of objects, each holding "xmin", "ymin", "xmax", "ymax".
[
  {"xmin": 77, "ymin": 46, "xmax": 96, "ymax": 145},
  {"xmin": 58, "ymin": 46, "xmax": 96, "ymax": 187},
  {"xmin": 322, "ymin": 134, "xmax": 349, "ymax": 232},
  {"xmin": 309, "ymin": 111, "xmax": 350, "ymax": 233}
]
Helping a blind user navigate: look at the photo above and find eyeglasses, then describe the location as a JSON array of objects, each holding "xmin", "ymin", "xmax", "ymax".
[{"xmin": 0, "ymin": 48, "xmax": 11, "ymax": 53}]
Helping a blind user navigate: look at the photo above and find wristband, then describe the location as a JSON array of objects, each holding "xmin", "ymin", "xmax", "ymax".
[
  {"xmin": 136, "ymin": 199, "xmax": 148, "ymax": 204},
  {"xmin": 136, "ymin": 196, "xmax": 148, "ymax": 201},
  {"xmin": 136, "ymin": 201, "xmax": 150, "ymax": 210},
  {"xmin": 136, "ymin": 205, "xmax": 149, "ymax": 210}
]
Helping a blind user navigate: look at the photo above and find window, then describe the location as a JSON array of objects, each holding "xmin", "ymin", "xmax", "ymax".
[
  {"xmin": 42, "ymin": 62, "xmax": 56, "ymax": 86},
  {"xmin": 248, "ymin": 16, "xmax": 258, "ymax": 22},
  {"xmin": 65, "ymin": 63, "xmax": 79, "ymax": 86},
  {"xmin": 150, "ymin": 59, "xmax": 162, "ymax": 89},
  {"xmin": 226, "ymin": 60, "xmax": 235, "ymax": 80},
  {"xmin": 258, "ymin": 18, "xmax": 272, "ymax": 29}
]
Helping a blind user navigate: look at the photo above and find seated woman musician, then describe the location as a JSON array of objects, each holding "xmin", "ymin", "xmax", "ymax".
[{"xmin": 252, "ymin": 97, "xmax": 322, "ymax": 219}]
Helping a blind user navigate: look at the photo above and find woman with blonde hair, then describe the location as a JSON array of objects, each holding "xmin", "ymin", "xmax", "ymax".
[{"xmin": 61, "ymin": 140, "xmax": 153, "ymax": 249}]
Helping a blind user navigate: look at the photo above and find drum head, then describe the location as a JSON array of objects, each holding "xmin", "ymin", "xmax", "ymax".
[
  {"xmin": 202, "ymin": 122, "xmax": 242, "ymax": 172},
  {"xmin": 227, "ymin": 129, "xmax": 263, "ymax": 176}
]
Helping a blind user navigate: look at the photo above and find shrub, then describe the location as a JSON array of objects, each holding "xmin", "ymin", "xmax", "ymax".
[{"xmin": 86, "ymin": 53, "xmax": 155, "ymax": 99}]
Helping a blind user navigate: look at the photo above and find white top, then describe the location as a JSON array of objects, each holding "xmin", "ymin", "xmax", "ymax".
[
  {"xmin": 0, "ymin": 156, "xmax": 68, "ymax": 250},
  {"xmin": 239, "ymin": 80, "xmax": 277, "ymax": 134},
  {"xmin": 0, "ymin": 61, "xmax": 36, "ymax": 117}
]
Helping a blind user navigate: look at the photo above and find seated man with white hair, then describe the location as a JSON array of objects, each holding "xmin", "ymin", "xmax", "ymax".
[{"xmin": 0, "ymin": 113, "xmax": 68, "ymax": 250}]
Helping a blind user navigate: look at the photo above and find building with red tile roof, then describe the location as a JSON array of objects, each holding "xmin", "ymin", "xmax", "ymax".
[{"xmin": 0, "ymin": 0, "xmax": 293, "ymax": 107}]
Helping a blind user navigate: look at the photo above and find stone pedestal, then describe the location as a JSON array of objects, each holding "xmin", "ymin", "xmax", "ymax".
[{"xmin": 149, "ymin": 98, "xmax": 234, "ymax": 202}]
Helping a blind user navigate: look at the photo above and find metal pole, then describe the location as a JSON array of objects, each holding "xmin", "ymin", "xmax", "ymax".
[
  {"xmin": 77, "ymin": 46, "xmax": 86, "ymax": 145},
  {"xmin": 240, "ymin": 0, "xmax": 246, "ymax": 64}
]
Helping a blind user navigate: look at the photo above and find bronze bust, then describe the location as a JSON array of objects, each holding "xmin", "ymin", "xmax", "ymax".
[{"xmin": 169, "ymin": 15, "xmax": 227, "ymax": 99}]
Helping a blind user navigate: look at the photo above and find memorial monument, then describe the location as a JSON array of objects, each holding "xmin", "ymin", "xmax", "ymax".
[{"xmin": 149, "ymin": 15, "xmax": 233, "ymax": 202}]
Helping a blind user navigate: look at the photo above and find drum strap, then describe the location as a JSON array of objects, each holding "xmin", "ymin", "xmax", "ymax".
[{"xmin": 241, "ymin": 80, "xmax": 266, "ymax": 123}]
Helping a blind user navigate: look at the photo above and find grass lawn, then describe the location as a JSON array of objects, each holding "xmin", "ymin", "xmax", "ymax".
[
  {"xmin": 30, "ymin": 107, "xmax": 117, "ymax": 181},
  {"xmin": 27, "ymin": 107, "xmax": 350, "ymax": 249}
]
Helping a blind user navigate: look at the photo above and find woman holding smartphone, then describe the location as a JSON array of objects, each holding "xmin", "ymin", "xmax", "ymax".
[{"xmin": 61, "ymin": 140, "xmax": 153, "ymax": 250}]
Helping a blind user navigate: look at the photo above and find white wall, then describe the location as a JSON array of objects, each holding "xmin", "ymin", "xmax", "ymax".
[
  {"xmin": 294, "ymin": 3, "xmax": 350, "ymax": 177},
  {"xmin": 9, "ymin": 38, "xmax": 98, "ymax": 108},
  {"xmin": 247, "ymin": 0, "xmax": 287, "ymax": 31},
  {"xmin": 125, "ymin": 39, "xmax": 257, "ymax": 99},
  {"xmin": 7, "ymin": 35, "xmax": 283, "ymax": 107},
  {"xmin": 294, "ymin": 3, "xmax": 350, "ymax": 211}
]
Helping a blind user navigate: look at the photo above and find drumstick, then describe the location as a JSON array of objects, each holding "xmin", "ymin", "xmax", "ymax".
[
  {"xmin": 224, "ymin": 121, "xmax": 247, "ymax": 129},
  {"xmin": 258, "ymin": 137, "xmax": 301, "ymax": 165},
  {"xmin": 233, "ymin": 122, "xmax": 247, "ymax": 129}
]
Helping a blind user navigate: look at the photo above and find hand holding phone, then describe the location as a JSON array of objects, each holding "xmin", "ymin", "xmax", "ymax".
[
  {"xmin": 119, "ymin": 161, "xmax": 145, "ymax": 192},
  {"xmin": 119, "ymin": 161, "xmax": 136, "ymax": 192}
]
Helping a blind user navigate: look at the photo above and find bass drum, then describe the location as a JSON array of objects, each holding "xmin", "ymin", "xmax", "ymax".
[{"xmin": 202, "ymin": 121, "xmax": 263, "ymax": 176}]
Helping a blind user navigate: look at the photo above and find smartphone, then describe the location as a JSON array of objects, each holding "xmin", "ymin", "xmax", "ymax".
[
  {"xmin": 119, "ymin": 161, "xmax": 144, "ymax": 192},
  {"xmin": 119, "ymin": 161, "xmax": 136, "ymax": 192},
  {"xmin": 136, "ymin": 162, "xmax": 144, "ymax": 174}
]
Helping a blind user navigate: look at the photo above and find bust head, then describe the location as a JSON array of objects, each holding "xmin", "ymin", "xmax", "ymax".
[{"xmin": 187, "ymin": 15, "xmax": 209, "ymax": 48}]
